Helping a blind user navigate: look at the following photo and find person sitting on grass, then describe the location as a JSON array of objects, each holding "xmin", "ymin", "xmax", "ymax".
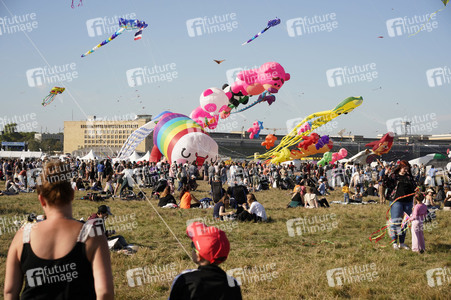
[
  {"xmin": 179, "ymin": 185, "xmax": 201, "ymax": 209},
  {"xmin": 237, "ymin": 193, "xmax": 267, "ymax": 222},
  {"xmin": 350, "ymin": 186, "xmax": 363, "ymax": 203},
  {"xmin": 169, "ymin": 222, "xmax": 242, "ymax": 299},
  {"xmin": 104, "ymin": 174, "xmax": 114, "ymax": 194},
  {"xmin": 213, "ymin": 195, "xmax": 235, "ymax": 220},
  {"xmin": 304, "ymin": 186, "xmax": 319, "ymax": 208},
  {"xmin": 287, "ymin": 184, "xmax": 305, "ymax": 208},
  {"xmin": 158, "ymin": 185, "xmax": 177, "ymax": 207},
  {"xmin": 88, "ymin": 205, "xmax": 137, "ymax": 254}
]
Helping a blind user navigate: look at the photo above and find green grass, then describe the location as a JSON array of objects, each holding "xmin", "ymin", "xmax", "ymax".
[{"xmin": 1, "ymin": 181, "xmax": 450, "ymax": 299}]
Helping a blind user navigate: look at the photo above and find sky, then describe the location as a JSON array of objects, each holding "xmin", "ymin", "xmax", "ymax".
[{"xmin": 0, "ymin": 0, "xmax": 450, "ymax": 138}]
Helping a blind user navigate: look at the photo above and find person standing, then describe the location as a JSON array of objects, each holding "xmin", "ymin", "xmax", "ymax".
[
  {"xmin": 4, "ymin": 160, "xmax": 114, "ymax": 299},
  {"xmin": 411, "ymin": 192, "xmax": 428, "ymax": 253},
  {"xmin": 383, "ymin": 160, "xmax": 417, "ymax": 250}
]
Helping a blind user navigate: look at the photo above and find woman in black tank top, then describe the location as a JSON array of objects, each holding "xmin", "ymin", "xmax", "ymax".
[{"xmin": 4, "ymin": 160, "xmax": 114, "ymax": 299}]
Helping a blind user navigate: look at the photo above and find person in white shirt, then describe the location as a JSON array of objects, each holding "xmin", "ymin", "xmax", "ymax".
[
  {"xmin": 243, "ymin": 193, "xmax": 267, "ymax": 222},
  {"xmin": 119, "ymin": 163, "xmax": 135, "ymax": 194}
]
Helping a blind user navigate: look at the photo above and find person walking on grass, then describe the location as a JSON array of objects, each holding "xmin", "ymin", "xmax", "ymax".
[{"xmin": 383, "ymin": 160, "xmax": 417, "ymax": 250}]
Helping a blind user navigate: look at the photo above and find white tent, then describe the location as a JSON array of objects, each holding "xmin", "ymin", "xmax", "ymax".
[
  {"xmin": 281, "ymin": 159, "xmax": 301, "ymax": 169},
  {"xmin": 79, "ymin": 150, "xmax": 98, "ymax": 161},
  {"xmin": 0, "ymin": 150, "xmax": 44, "ymax": 159},
  {"xmin": 408, "ymin": 153, "xmax": 448, "ymax": 166},
  {"xmin": 136, "ymin": 151, "xmax": 150, "ymax": 162},
  {"xmin": 127, "ymin": 151, "xmax": 141, "ymax": 163}
]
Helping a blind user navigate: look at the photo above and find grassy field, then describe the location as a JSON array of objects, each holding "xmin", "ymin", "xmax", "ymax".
[{"xmin": 1, "ymin": 181, "xmax": 450, "ymax": 299}]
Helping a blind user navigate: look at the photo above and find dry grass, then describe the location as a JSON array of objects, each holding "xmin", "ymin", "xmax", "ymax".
[{"xmin": 1, "ymin": 181, "xmax": 450, "ymax": 299}]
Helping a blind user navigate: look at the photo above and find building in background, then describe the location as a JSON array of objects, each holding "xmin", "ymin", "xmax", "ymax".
[
  {"xmin": 64, "ymin": 115, "xmax": 153, "ymax": 156},
  {"xmin": 34, "ymin": 133, "xmax": 64, "ymax": 143}
]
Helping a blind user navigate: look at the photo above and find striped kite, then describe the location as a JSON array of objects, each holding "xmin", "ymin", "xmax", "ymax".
[{"xmin": 81, "ymin": 18, "xmax": 148, "ymax": 57}]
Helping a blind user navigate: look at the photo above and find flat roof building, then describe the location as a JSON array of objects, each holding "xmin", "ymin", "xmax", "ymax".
[{"xmin": 64, "ymin": 115, "xmax": 153, "ymax": 155}]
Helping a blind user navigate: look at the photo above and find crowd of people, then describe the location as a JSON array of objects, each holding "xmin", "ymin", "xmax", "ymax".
[{"xmin": 2, "ymin": 156, "xmax": 450, "ymax": 299}]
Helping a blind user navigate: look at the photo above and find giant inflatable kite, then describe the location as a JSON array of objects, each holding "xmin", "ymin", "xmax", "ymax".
[
  {"xmin": 151, "ymin": 112, "xmax": 219, "ymax": 166},
  {"xmin": 365, "ymin": 132, "xmax": 394, "ymax": 156},
  {"xmin": 255, "ymin": 96, "xmax": 363, "ymax": 164}
]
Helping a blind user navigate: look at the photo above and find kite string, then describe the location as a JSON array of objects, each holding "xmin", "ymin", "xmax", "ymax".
[
  {"xmin": 408, "ymin": 5, "xmax": 447, "ymax": 37},
  {"xmin": 369, "ymin": 191, "xmax": 417, "ymax": 247}
]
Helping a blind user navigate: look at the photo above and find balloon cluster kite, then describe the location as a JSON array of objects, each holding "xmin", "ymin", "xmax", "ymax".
[
  {"xmin": 42, "ymin": 87, "xmax": 65, "ymax": 107},
  {"xmin": 255, "ymin": 96, "xmax": 363, "ymax": 164},
  {"xmin": 81, "ymin": 18, "xmax": 148, "ymax": 57}
]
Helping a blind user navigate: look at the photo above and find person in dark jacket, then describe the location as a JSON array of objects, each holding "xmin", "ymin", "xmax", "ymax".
[{"xmin": 383, "ymin": 160, "xmax": 417, "ymax": 250}]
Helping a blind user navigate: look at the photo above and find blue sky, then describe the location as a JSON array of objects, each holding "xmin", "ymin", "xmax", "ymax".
[{"xmin": 0, "ymin": 0, "xmax": 450, "ymax": 137}]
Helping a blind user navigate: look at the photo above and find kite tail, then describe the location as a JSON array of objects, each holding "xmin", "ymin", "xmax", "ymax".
[
  {"xmin": 242, "ymin": 26, "xmax": 270, "ymax": 45},
  {"xmin": 42, "ymin": 94, "xmax": 56, "ymax": 107},
  {"xmin": 369, "ymin": 191, "xmax": 417, "ymax": 247},
  {"xmin": 231, "ymin": 92, "xmax": 268, "ymax": 114},
  {"xmin": 81, "ymin": 27, "xmax": 125, "ymax": 57}
]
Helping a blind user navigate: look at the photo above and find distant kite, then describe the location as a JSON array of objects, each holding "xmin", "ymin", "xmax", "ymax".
[
  {"xmin": 42, "ymin": 87, "xmax": 65, "ymax": 107},
  {"xmin": 377, "ymin": 36, "xmax": 384, "ymax": 38},
  {"xmin": 409, "ymin": 0, "xmax": 448, "ymax": 37},
  {"xmin": 242, "ymin": 18, "xmax": 280, "ymax": 45},
  {"xmin": 213, "ymin": 59, "xmax": 225, "ymax": 64},
  {"xmin": 71, "ymin": 0, "xmax": 82, "ymax": 8},
  {"xmin": 81, "ymin": 18, "xmax": 148, "ymax": 57}
]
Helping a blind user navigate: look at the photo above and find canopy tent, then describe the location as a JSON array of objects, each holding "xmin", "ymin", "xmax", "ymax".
[
  {"xmin": 408, "ymin": 153, "xmax": 448, "ymax": 166},
  {"xmin": 136, "ymin": 150, "xmax": 150, "ymax": 162},
  {"xmin": 0, "ymin": 150, "xmax": 44, "ymax": 159},
  {"xmin": 127, "ymin": 151, "xmax": 141, "ymax": 163},
  {"xmin": 79, "ymin": 150, "xmax": 98, "ymax": 161}
]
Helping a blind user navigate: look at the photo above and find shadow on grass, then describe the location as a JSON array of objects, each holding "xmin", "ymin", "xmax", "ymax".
[{"xmin": 428, "ymin": 242, "xmax": 451, "ymax": 253}]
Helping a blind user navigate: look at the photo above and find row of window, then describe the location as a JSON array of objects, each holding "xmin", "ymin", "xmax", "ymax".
[
  {"xmin": 84, "ymin": 130, "xmax": 132, "ymax": 134},
  {"xmin": 80, "ymin": 124, "xmax": 139, "ymax": 129}
]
